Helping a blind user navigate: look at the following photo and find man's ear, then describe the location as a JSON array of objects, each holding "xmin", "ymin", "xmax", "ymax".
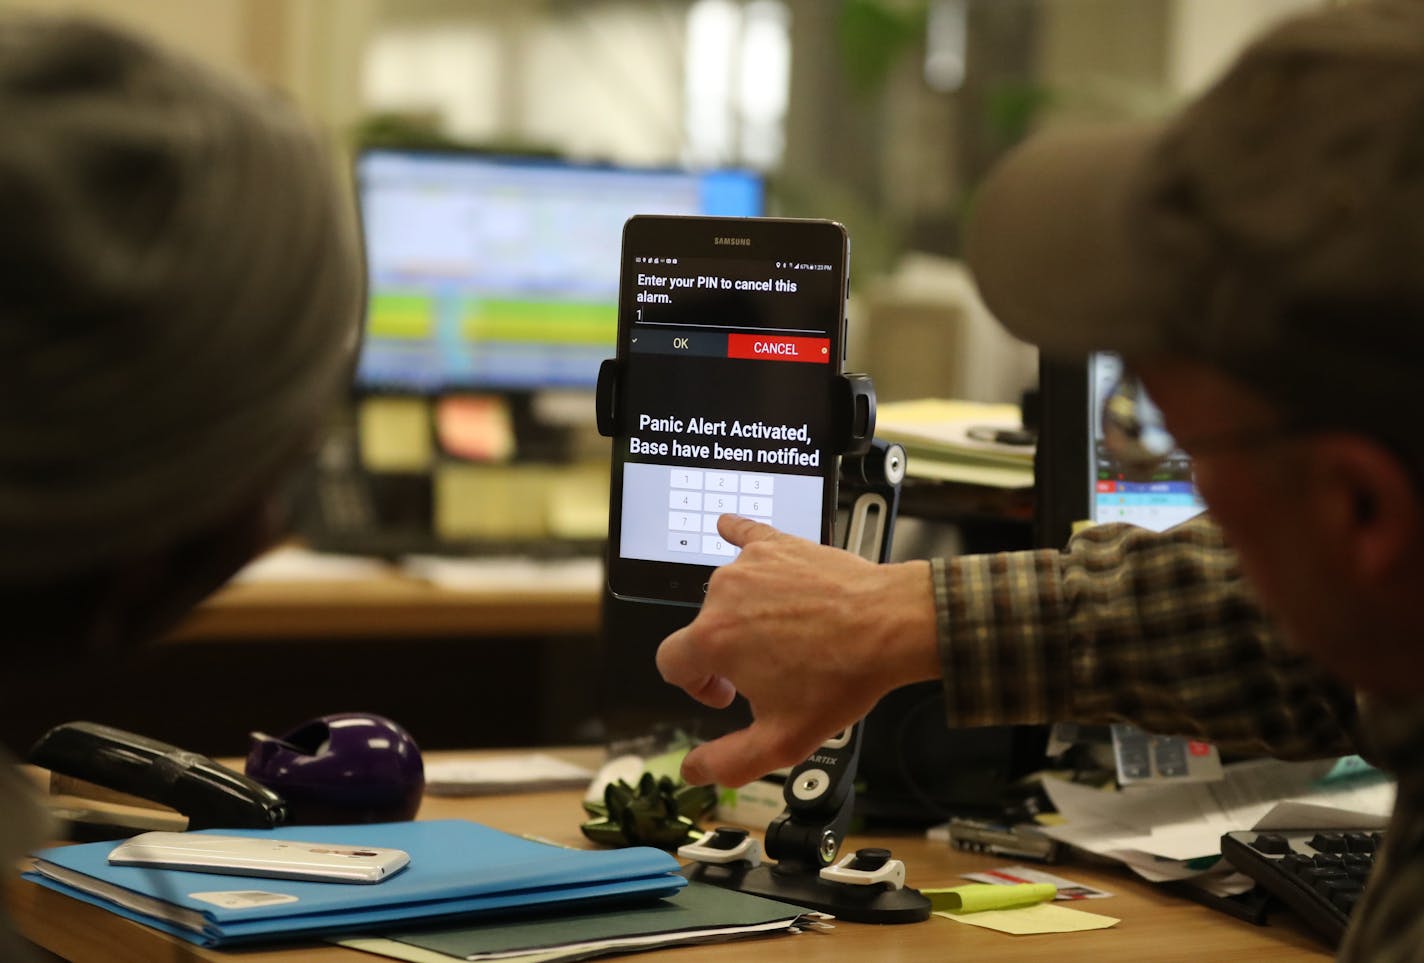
[{"xmin": 1311, "ymin": 436, "xmax": 1423, "ymax": 582}]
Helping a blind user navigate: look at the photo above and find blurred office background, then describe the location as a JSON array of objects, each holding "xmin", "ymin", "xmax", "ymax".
[
  {"xmin": 1, "ymin": 0, "xmax": 1338, "ymax": 756},
  {"xmin": 1, "ymin": 0, "xmax": 1332, "ymax": 404}
]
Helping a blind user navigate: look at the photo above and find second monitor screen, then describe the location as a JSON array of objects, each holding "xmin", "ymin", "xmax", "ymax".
[
  {"xmin": 355, "ymin": 150, "xmax": 764, "ymax": 394},
  {"xmin": 1089, "ymin": 352, "xmax": 1205, "ymax": 532}
]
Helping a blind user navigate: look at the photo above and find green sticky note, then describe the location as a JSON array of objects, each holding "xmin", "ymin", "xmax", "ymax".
[
  {"xmin": 1317, "ymin": 755, "xmax": 1380, "ymax": 785},
  {"xmin": 936, "ymin": 903, "xmax": 1120, "ymax": 935},
  {"xmin": 925, "ymin": 883, "xmax": 1058, "ymax": 914}
]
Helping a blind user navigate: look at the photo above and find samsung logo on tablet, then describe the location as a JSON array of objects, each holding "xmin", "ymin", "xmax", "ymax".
[{"xmin": 714, "ymin": 236, "xmax": 751, "ymax": 246}]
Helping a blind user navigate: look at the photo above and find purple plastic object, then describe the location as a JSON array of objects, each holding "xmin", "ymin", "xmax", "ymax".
[{"xmin": 245, "ymin": 713, "xmax": 425, "ymax": 824}]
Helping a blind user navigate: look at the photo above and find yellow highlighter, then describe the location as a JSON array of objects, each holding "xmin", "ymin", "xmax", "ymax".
[{"xmin": 925, "ymin": 882, "xmax": 1058, "ymax": 914}]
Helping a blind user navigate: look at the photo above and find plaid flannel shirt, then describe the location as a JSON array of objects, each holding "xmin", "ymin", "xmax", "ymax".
[{"xmin": 932, "ymin": 515, "xmax": 1424, "ymax": 961}]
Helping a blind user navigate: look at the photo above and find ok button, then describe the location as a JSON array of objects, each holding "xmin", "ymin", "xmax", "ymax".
[{"xmin": 636, "ymin": 330, "xmax": 726, "ymax": 358}]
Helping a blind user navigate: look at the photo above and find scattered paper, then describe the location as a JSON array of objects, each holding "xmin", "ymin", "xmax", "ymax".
[
  {"xmin": 875, "ymin": 399, "xmax": 1031, "ymax": 461},
  {"xmin": 1040, "ymin": 759, "xmax": 1395, "ymax": 864},
  {"xmin": 546, "ymin": 465, "xmax": 610, "ymax": 539},
  {"xmin": 433, "ymin": 464, "xmax": 553, "ymax": 540},
  {"xmin": 890, "ymin": 457, "xmax": 1033, "ymax": 489},
  {"xmin": 1180, "ymin": 871, "xmax": 1258, "ymax": 898},
  {"xmin": 936, "ymin": 903, "xmax": 1119, "ymax": 935},
  {"xmin": 231, "ymin": 546, "xmax": 394, "ymax": 583},
  {"xmin": 961, "ymin": 866, "xmax": 1112, "ymax": 900},
  {"xmin": 400, "ymin": 555, "xmax": 602, "ymax": 593},
  {"xmin": 359, "ymin": 397, "xmax": 433, "ymax": 471},
  {"xmin": 1252, "ymin": 788, "xmax": 1395, "ymax": 832},
  {"xmin": 424, "ymin": 754, "xmax": 595, "ymax": 797},
  {"xmin": 874, "ymin": 398, "xmax": 1034, "ymax": 489},
  {"xmin": 335, "ymin": 879, "xmax": 819, "ymax": 963},
  {"xmin": 334, "ymin": 938, "xmax": 456, "ymax": 963}
]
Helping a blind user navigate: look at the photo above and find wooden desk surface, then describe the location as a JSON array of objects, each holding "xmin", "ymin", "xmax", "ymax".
[
  {"xmin": 8, "ymin": 749, "xmax": 1332, "ymax": 963},
  {"xmin": 165, "ymin": 577, "xmax": 602, "ymax": 642}
]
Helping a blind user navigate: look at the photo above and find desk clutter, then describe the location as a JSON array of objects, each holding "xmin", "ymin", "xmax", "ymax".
[
  {"xmin": 1221, "ymin": 828, "xmax": 1383, "ymax": 948},
  {"xmin": 20, "ymin": 725, "xmax": 938, "ymax": 958},
  {"xmin": 231, "ymin": 544, "xmax": 605, "ymax": 594},
  {"xmin": 20, "ymin": 724, "xmax": 828, "ymax": 960},
  {"xmin": 873, "ymin": 397, "xmax": 1034, "ymax": 489},
  {"xmin": 29, "ymin": 715, "xmax": 429, "ymax": 836},
  {"xmin": 1003, "ymin": 750, "xmax": 1394, "ymax": 948},
  {"xmin": 18, "ymin": 713, "xmax": 1398, "ymax": 958},
  {"xmin": 338, "ymin": 880, "xmax": 828, "ymax": 963},
  {"xmin": 294, "ymin": 393, "xmax": 612, "ymax": 561},
  {"xmin": 24, "ymin": 819, "xmax": 692, "ymax": 948},
  {"xmin": 925, "ymin": 881, "xmax": 1120, "ymax": 935}
]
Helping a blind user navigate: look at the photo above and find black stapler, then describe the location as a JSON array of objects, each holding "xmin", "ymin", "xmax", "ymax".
[{"xmin": 28, "ymin": 721, "xmax": 287, "ymax": 836}]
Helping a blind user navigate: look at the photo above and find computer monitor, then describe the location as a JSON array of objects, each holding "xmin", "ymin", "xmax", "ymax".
[
  {"xmin": 354, "ymin": 149, "xmax": 765, "ymax": 393},
  {"xmin": 1036, "ymin": 351, "xmax": 1205, "ymax": 549}
]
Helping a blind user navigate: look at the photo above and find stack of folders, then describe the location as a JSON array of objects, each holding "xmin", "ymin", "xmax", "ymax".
[
  {"xmin": 873, "ymin": 398, "xmax": 1034, "ymax": 489},
  {"xmin": 23, "ymin": 820, "xmax": 688, "ymax": 948},
  {"xmin": 339, "ymin": 882, "xmax": 829, "ymax": 963}
]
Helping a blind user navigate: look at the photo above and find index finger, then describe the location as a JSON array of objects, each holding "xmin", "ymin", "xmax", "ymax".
[
  {"xmin": 680, "ymin": 726, "xmax": 784, "ymax": 788},
  {"xmin": 717, "ymin": 514, "xmax": 781, "ymax": 546}
]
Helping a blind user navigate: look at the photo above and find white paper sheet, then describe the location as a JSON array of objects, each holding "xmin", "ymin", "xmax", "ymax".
[
  {"xmin": 424, "ymin": 754, "xmax": 596, "ymax": 797},
  {"xmin": 1041, "ymin": 759, "xmax": 1395, "ymax": 863}
]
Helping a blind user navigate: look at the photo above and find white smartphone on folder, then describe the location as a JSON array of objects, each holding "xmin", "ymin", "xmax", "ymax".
[{"xmin": 108, "ymin": 832, "xmax": 410, "ymax": 884}]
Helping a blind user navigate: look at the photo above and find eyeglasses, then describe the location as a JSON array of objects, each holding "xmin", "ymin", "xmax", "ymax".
[{"xmin": 1100, "ymin": 373, "xmax": 1310, "ymax": 482}]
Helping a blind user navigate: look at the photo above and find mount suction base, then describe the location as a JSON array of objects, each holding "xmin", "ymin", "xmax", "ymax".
[{"xmin": 682, "ymin": 860, "xmax": 931, "ymax": 924}]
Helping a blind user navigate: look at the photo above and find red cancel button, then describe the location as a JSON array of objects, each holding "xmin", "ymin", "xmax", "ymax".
[{"xmin": 727, "ymin": 333, "xmax": 830, "ymax": 364}]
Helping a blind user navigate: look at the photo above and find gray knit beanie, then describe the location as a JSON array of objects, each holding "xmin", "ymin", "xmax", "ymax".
[{"xmin": 0, "ymin": 14, "xmax": 363, "ymax": 582}]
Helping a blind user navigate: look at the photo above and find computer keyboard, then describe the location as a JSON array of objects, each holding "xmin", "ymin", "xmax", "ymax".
[{"xmin": 1221, "ymin": 828, "xmax": 1382, "ymax": 948}]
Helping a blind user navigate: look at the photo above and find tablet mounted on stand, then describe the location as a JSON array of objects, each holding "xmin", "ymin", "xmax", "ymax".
[
  {"xmin": 677, "ymin": 434, "xmax": 930, "ymax": 924},
  {"xmin": 599, "ymin": 362, "xmax": 930, "ymax": 922}
]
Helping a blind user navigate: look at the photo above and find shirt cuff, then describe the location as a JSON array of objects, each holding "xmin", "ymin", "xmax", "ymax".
[{"xmin": 932, "ymin": 550, "xmax": 1073, "ymax": 729}]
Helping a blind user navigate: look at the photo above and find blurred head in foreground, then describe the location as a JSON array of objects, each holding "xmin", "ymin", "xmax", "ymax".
[
  {"xmin": 0, "ymin": 14, "xmax": 362, "ymax": 651},
  {"xmin": 968, "ymin": 0, "xmax": 1424, "ymax": 693}
]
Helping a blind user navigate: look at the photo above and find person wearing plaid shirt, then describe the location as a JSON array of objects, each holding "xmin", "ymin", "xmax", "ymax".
[
  {"xmin": 656, "ymin": 3, "xmax": 1424, "ymax": 959},
  {"xmin": 939, "ymin": 514, "xmax": 1424, "ymax": 962}
]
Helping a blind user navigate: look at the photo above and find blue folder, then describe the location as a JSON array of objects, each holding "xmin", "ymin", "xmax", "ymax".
[{"xmin": 24, "ymin": 819, "xmax": 685, "ymax": 948}]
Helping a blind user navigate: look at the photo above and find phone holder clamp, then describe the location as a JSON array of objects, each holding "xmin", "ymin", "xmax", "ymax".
[
  {"xmin": 678, "ymin": 826, "xmax": 762, "ymax": 866},
  {"xmin": 595, "ymin": 359, "xmax": 877, "ymax": 458},
  {"xmin": 677, "ymin": 445, "xmax": 930, "ymax": 923},
  {"xmin": 679, "ymin": 724, "xmax": 930, "ymax": 923},
  {"xmin": 595, "ymin": 358, "xmax": 621, "ymax": 439}
]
